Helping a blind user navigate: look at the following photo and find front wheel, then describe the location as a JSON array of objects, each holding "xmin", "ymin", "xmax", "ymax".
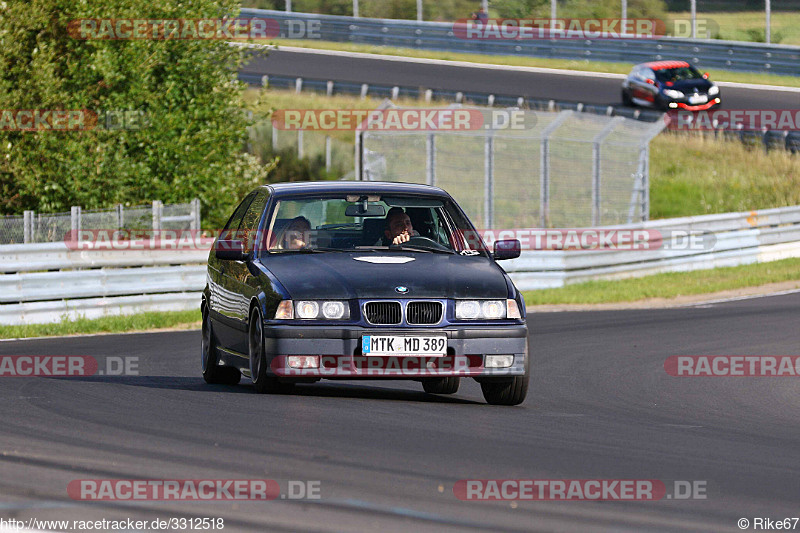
[
  {"xmin": 422, "ymin": 376, "xmax": 460, "ymax": 395},
  {"xmin": 249, "ymin": 308, "xmax": 294, "ymax": 395},
  {"xmin": 201, "ymin": 305, "xmax": 241, "ymax": 385},
  {"xmin": 480, "ymin": 354, "xmax": 529, "ymax": 406}
]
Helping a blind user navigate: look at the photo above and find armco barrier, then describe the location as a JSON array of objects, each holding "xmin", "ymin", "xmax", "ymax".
[
  {"xmin": 241, "ymin": 9, "xmax": 800, "ymax": 76},
  {"xmin": 503, "ymin": 205, "xmax": 800, "ymax": 290},
  {"xmin": 1, "ymin": 206, "xmax": 800, "ymax": 324}
]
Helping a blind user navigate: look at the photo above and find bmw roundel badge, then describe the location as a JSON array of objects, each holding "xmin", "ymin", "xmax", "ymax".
[{"xmin": 395, "ymin": 286, "xmax": 409, "ymax": 294}]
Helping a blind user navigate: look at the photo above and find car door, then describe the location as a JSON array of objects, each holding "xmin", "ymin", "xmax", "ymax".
[
  {"xmin": 210, "ymin": 191, "xmax": 257, "ymax": 350},
  {"xmin": 221, "ymin": 188, "xmax": 271, "ymax": 355},
  {"xmin": 632, "ymin": 67, "xmax": 658, "ymax": 104}
]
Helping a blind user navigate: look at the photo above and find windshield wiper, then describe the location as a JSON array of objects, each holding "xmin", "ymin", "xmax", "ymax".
[{"xmin": 266, "ymin": 247, "xmax": 344, "ymax": 254}]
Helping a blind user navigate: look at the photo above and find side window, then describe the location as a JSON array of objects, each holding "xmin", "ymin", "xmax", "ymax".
[
  {"xmin": 222, "ymin": 191, "xmax": 257, "ymax": 240},
  {"xmin": 239, "ymin": 189, "xmax": 270, "ymax": 252}
]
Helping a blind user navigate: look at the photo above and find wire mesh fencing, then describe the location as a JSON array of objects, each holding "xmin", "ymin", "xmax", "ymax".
[
  {"xmin": 357, "ymin": 106, "xmax": 666, "ymax": 228},
  {"xmin": 0, "ymin": 200, "xmax": 201, "ymax": 245}
]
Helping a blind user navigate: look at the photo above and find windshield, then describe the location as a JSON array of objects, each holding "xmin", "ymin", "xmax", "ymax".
[
  {"xmin": 654, "ymin": 66, "xmax": 703, "ymax": 83},
  {"xmin": 260, "ymin": 194, "xmax": 487, "ymax": 256}
]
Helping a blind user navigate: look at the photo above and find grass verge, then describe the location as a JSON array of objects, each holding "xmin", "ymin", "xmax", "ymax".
[
  {"xmin": 523, "ymin": 257, "xmax": 800, "ymax": 305},
  {"xmin": 267, "ymin": 38, "xmax": 800, "ymax": 88},
  {"xmin": 0, "ymin": 309, "xmax": 201, "ymax": 340}
]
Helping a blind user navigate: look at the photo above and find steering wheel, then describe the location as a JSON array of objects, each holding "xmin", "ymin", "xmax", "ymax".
[{"xmin": 396, "ymin": 236, "xmax": 452, "ymax": 252}]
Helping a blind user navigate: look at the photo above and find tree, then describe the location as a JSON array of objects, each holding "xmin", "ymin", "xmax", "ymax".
[{"xmin": 0, "ymin": 0, "xmax": 270, "ymax": 227}]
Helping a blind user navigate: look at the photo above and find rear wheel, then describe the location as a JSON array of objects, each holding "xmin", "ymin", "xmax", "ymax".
[
  {"xmin": 621, "ymin": 88, "xmax": 632, "ymax": 106},
  {"xmin": 201, "ymin": 305, "xmax": 240, "ymax": 385},
  {"xmin": 480, "ymin": 354, "xmax": 529, "ymax": 406},
  {"xmin": 249, "ymin": 308, "xmax": 294, "ymax": 395},
  {"xmin": 422, "ymin": 377, "xmax": 460, "ymax": 395}
]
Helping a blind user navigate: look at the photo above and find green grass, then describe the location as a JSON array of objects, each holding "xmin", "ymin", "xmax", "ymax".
[
  {"xmin": 0, "ymin": 310, "xmax": 201, "ymax": 340},
  {"xmin": 266, "ymin": 38, "xmax": 800, "ymax": 88},
  {"xmin": 523, "ymin": 257, "xmax": 800, "ymax": 305},
  {"xmin": 669, "ymin": 11, "xmax": 800, "ymax": 45}
]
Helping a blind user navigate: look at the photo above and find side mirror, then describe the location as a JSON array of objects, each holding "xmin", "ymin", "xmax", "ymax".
[
  {"xmin": 702, "ymin": 72, "xmax": 709, "ymax": 79},
  {"xmin": 215, "ymin": 239, "xmax": 247, "ymax": 261},
  {"xmin": 493, "ymin": 239, "xmax": 521, "ymax": 260},
  {"xmin": 645, "ymin": 78, "xmax": 656, "ymax": 85}
]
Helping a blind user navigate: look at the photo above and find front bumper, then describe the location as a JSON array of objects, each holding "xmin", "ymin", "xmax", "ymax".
[{"xmin": 261, "ymin": 323, "xmax": 528, "ymax": 379}]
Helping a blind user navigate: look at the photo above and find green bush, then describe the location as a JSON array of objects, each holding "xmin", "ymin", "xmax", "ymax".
[{"xmin": 0, "ymin": 0, "xmax": 273, "ymax": 229}]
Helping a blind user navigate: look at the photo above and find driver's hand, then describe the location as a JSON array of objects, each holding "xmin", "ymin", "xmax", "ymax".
[{"xmin": 392, "ymin": 231, "xmax": 411, "ymax": 245}]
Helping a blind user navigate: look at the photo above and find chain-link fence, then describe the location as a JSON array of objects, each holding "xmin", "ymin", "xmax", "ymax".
[
  {"xmin": 357, "ymin": 106, "xmax": 666, "ymax": 228},
  {"xmin": 0, "ymin": 200, "xmax": 201, "ymax": 245},
  {"xmin": 249, "ymin": 120, "xmax": 355, "ymax": 178}
]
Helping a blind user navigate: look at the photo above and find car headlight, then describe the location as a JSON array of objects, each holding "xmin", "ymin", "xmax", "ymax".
[
  {"xmin": 456, "ymin": 300, "xmax": 520, "ymax": 320},
  {"xmin": 274, "ymin": 300, "xmax": 350, "ymax": 320},
  {"xmin": 663, "ymin": 89, "xmax": 685, "ymax": 99},
  {"xmin": 708, "ymin": 85, "xmax": 719, "ymax": 96}
]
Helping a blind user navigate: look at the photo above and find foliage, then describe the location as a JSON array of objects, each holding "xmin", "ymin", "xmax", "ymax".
[{"xmin": 0, "ymin": 0, "xmax": 271, "ymax": 228}]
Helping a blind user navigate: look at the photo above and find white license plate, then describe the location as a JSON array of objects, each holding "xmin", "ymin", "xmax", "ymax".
[
  {"xmin": 362, "ymin": 335, "xmax": 447, "ymax": 356},
  {"xmin": 688, "ymin": 94, "xmax": 707, "ymax": 104}
]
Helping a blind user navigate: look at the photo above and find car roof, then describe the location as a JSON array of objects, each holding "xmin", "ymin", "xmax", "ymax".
[
  {"xmin": 263, "ymin": 181, "xmax": 451, "ymax": 199},
  {"xmin": 640, "ymin": 60, "xmax": 691, "ymax": 71}
]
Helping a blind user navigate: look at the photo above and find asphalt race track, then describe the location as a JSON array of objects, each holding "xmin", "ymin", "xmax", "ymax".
[
  {"xmin": 241, "ymin": 47, "xmax": 800, "ymax": 110},
  {"xmin": 2, "ymin": 292, "xmax": 800, "ymax": 532}
]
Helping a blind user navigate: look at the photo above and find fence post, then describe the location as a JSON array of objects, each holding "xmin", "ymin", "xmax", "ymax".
[
  {"xmin": 325, "ymin": 136, "xmax": 332, "ymax": 172},
  {"xmin": 152, "ymin": 200, "xmax": 162, "ymax": 231},
  {"xmin": 23, "ymin": 210, "xmax": 33, "ymax": 244},
  {"xmin": 191, "ymin": 198, "xmax": 201, "ymax": 231},
  {"xmin": 425, "ymin": 133, "xmax": 436, "ymax": 186},
  {"xmin": 484, "ymin": 133, "xmax": 494, "ymax": 229},
  {"xmin": 355, "ymin": 130, "xmax": 363, "ymax": 180},
  {"xmin": 116, "ymin": 204, "xmax": 124, "ymax": 229},
  {"xmin": 71, "ymin": 206, "xmax": 81, "ymax": 243},
  {"xmin": 271, "ymin": 123, "xmax": 278, "ymax": 151},
  {"xmin": 591, "ymin": 117, "xmax": 624, "ymax": 226}
]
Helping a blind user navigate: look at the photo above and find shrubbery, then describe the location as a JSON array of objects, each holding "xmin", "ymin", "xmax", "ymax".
[{"xmin": 0, "ymin": 0, "xmax": 271, "ymax": 228}]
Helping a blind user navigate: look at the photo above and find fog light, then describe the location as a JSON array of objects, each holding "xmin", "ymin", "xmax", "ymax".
[
  {"xmin": 485, "ymin": 355, "xmax": 514, "ymax": 368},
  {"xmin": 287, "ymin": 356, "xmax": 320, "ymax": 369},
  {"xmin": 668, "ymin": 102, "xmax": 678, "ymax": 108}
]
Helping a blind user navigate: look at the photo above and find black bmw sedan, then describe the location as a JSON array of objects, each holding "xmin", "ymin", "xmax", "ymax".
[
  {"xmin": 622, "ymin": 60, "xmax": 721, "ymax": 111},
  {"xmin": 201, "ymin": 181, "xmax": 529, "ymax": 405}
]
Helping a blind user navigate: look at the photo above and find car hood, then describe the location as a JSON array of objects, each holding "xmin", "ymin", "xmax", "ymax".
[
  {"xmin": 667, "ymin": 79, "xmax": 713, "ymax": 93},
  {"xmin": 259, "ymin": 252, "xmax": 511, "ymax": 299}
]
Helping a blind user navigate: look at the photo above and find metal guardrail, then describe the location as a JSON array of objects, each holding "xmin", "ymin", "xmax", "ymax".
[
  {"xmin": 241, "ymin": 9, "xmax": 800, "ymax": 76},
  {"xmin": 2, "ymin": 206, "xmax": 800, "ymax": 324},
  {"xmin": 503, "ymin": 205, "xmax": 800, "ymax": 290}
]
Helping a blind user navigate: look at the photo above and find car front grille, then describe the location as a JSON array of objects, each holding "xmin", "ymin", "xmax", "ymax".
[
  {"xmin": 406, "ymin": 301, "xmax": 443, "ymax": 325},
  {"xmin": 364, "ymin": 301, "xmax": 402, "ymax": 325}
]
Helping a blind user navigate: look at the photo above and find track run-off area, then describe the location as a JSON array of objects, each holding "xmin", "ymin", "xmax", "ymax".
[{"xmin": 2, "ymin": 292, "xmax": 799, "ymax": 532}]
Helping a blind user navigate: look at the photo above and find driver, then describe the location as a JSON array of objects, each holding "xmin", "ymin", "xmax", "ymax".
[{"xmin": 384, "ymin": 207, "xmax": 419, "ymax": 245}]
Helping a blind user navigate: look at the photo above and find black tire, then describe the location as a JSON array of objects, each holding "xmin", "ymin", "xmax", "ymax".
[
  {"xmin": 201, "ymin": 305, "xmax": 241, "ymax": 385},
  {"xmin": 249, "ymin": 308, "xmax": 294, "ymax": 395},
  {"xmin": 480, "ymin": 354, "xmax": 529, "ymax": 406},
  {"xmin": 422, "ymin": 376, "xmax": 460, "ymax": 395},
  {"xmin": 621, "ymin": 88, "xmax": 632, "ymax": 106}
]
